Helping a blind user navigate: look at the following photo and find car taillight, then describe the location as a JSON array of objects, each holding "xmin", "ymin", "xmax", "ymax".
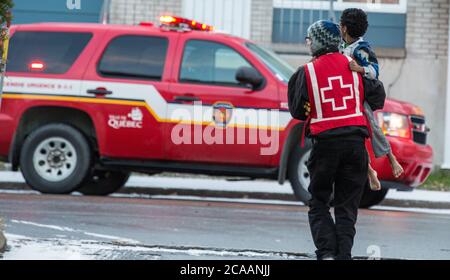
[{"xmin": 376, "ymin": 112, "xmax": 412, "ymax": 139}]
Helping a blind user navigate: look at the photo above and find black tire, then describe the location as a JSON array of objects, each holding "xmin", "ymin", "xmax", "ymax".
[
  {"xmin": 359, "ymin": 187, "xmax": 388, "ymax": 208},
  {"xmin": 77, "ymin": 170, "xmax": 130, "ymax": 196},
  {"xmin": 288, "ymin": 142, "xmax": 313, "ymax": 204},
  {"xmin": 20, "ymin": 123, "xmax": 92, "ymax": 194}
]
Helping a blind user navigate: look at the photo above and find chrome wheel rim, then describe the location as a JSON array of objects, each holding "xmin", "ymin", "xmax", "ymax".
[{"xmin": 32, "ymin": 137, "xmax": 77, "ymax": 182}]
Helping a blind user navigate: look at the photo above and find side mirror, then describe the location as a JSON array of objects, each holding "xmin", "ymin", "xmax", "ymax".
[{"xmin": 236, "ymin": 66, "xmax": 264, "ymax": 90}]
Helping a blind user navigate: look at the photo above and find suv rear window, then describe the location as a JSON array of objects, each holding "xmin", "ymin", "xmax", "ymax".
[
  {"xmin": 8, "ymin": 31, "xmax": 92, "ymax": 74},
  {"xmin": 98, "ymin": 35, "xmax": 168, "ymax": 81}
]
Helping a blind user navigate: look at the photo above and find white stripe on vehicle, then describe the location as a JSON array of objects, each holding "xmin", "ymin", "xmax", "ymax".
[{"xmin": 4, "ymin": 76, "xmax": 292, "ymax": 130}]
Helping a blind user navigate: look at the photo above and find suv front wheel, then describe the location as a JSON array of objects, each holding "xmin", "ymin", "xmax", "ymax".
[
  {"xmin": 20, "ymin": 124, "xmax": 92, "ymax": 194},
  {"xmin": 288, "ymin": 144, "xmax": 313, "ymax": 205},
  {"xmin": 288, "ymin": 144, "xmax": 389, "ymax": 208}
]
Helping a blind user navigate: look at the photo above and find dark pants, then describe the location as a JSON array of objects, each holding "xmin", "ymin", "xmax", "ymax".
[{"xmin": 307, "ymin": 137, "xmax": 369, "ymax": 260}]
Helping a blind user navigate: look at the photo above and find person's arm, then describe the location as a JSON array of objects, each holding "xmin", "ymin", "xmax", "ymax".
[
  {"xmin": 288, "ymin": 66, "xmax": 310, "ymax": 121},
  {"xmin": 350, "ymin": 48, "xmax": 379, "ymax": 80}
]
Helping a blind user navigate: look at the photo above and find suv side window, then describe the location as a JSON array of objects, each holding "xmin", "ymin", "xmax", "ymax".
[
  {"xmin": 8, "ymin": 31, "xmax": 92, "ymax": 74},
  {"xmin": 98, "ymin": 35, "xmax": 168, "ymax": 81},
  {"xmin": 180, "ymin": 40, "xmax": 254, "ymax": 86}
]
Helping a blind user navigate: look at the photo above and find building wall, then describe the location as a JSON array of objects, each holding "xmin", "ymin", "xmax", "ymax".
[
  {"xmin": 109, "ymin": 0, "xmax": 273, "ymax": 44},
  {"xmin": 250, "ymin": 0, "xmax": 274, "ymax": 45},
  {"xmin": 9, "ymin": 0, "xmax": 448, "ymax": 167},
  {"xmin": 109, "ymin": 0, "xmax": 182, "ymax": 24},
  {"xmin": 182, "ymin": 0, "xmax": 252, "ymax": 39},
  {"xmin": 406, "ymin": 0, "xmax": 449, "ymax": 60},
  {"xmin": 11, "ymin": 0, "xmax": 105, "ymax": 24},
  {"xmin": 273, "ymin": 8, "xmax": 406, "ymax": 48},
  {"xmin": 279, "ymin": 0, "xmax": 449, "ymax": 168},
  {"xmin": 399, "ymin": 0, "xmax": 449, "ymax": 167}
]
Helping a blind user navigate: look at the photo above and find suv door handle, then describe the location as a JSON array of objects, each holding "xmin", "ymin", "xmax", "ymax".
[
  {"xmin": 174, "ymin": 95, "xmax": 200, "ymax": 102},
  {"xmin": 87, "ymin": 88, "xmax": 113, "ymax": 96}
]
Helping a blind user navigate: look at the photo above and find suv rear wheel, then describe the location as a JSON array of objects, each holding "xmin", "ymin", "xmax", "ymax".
[
  {"xmin": 20, "ymin": 124, "xmax": 92, "ymax": 194},
  {"xmin": 77, "ymin": 170, "xmax": 130, "ymax": 196}
]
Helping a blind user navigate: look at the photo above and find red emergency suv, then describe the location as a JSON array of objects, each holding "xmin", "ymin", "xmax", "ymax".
[{"xmin": 0, "ymin": 17, "xmax": 433, "ymax": 207}]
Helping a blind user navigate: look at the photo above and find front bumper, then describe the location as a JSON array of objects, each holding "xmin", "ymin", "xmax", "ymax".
[
  {"xmin": 380, "ymin": 180, "xmax": 414, "ymax": 191},
  {"xmin": 369, "ymin": 136, "xmax": 433, "ymax": 188}
]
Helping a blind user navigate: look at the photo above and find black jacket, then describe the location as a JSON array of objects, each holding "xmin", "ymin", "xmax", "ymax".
[{"xmin": 287, "ymin": 61, "xmax": 386, "ymax": 139}]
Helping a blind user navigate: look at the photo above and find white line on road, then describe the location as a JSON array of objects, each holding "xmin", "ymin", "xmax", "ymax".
[
  {"xmin": 10, "ymin": 220, "xmax": 140, "ymax": 244},
  {"xmin": 113, "ymin": 193, "xmax": 450, "ymax": 216},
  {"xmin": 2, "ymin": 189, "xmax": 450, "ymax": 216},
  {"xmin": 371, "ymin": 206, "xmax": 450, "ymax": 215}
]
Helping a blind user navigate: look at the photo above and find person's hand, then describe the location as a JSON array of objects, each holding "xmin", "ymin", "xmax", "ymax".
[
  {"xmin": 304, "ymin": 102, "xmax": 311, "ymax": 116},
  {"xmin": 349, "ymin": 60, "xmax": 365, "ymax": 74}
]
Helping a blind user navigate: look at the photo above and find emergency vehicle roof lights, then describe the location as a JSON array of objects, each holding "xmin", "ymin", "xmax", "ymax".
[{"xmin": 159, "ymin": 15, "xmax": 214, "ymax": 32}]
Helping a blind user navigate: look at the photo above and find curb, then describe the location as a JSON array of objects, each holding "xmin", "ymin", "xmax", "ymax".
[
  {"xmin": 1, "ymin": 182, "xmax": 450, "ymax": 209},
  {"xmin": 122, "ymin": 187, "xmax": 450, "ymax": 209},
  {"xmin": 380, "ymin": 199, "xmax": 450, "ymax": 209}
]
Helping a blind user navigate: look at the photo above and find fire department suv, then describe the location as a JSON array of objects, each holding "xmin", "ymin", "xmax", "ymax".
[{"xmin": 0, "ymin": 17, "xmax": 433, "ymax": 207}]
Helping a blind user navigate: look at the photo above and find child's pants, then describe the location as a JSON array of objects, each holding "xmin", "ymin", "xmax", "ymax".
[{"xmin": 364, "ymin": 101, "xmax": 391, "ymax": 158}]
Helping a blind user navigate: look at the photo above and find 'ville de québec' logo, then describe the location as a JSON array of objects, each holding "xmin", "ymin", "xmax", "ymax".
[{"xmin": 108, "ymin": 107, "xmax": 144, "ymax": 130}]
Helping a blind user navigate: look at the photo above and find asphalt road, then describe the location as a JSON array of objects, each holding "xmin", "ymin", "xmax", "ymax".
[{"xmin": 0, "ymin": 193, "xmax": 449, "ymax": 260}]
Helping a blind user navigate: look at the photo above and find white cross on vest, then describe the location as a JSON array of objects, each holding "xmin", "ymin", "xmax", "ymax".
[{"xmin": 320, "ymin": 76, "xmax": 354, "ymax": 111}]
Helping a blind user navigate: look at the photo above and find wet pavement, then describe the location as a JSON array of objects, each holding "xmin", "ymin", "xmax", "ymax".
[{"xmin": 0, "ymin": 193, "xmax": 449, "ymax": 260}]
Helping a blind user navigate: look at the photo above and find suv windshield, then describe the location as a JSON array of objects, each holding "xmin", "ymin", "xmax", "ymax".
[{"xmin": 246, "ymin": 43, "xmax": 295, "ymax": 83}]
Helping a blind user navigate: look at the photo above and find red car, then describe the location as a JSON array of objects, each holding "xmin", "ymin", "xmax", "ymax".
[{"xmin": 0, "ymin": 17, "xmax": 433, "ymax": 207}]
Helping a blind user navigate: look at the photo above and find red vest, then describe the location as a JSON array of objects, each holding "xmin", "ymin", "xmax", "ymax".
[{"xmin": 304, "ymin": 53, "xmax": 367, "ymax": 136}]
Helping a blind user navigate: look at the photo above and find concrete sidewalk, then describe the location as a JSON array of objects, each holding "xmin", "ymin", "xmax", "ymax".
[{"xmin": 1, "ymin": 171, "xmax": 450, "ymax": 209}]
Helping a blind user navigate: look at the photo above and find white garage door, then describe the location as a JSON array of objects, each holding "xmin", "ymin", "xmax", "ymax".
[{"xmin": 182, "ymin": 0, "xmax": 252, "ymax": 39}]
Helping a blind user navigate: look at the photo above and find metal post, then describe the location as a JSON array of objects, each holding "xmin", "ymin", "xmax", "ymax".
[
  {"xmin": 442, "ymin": 8, "xmax": 450, "ymax": 169},
  {"xmin": 0, "ymin": 217, "xmax": 5, "ymax": 253},
  {"xmin": 100, "ymin": 0, "xmax": 111, "ymax": 24},
  {"xmin": 0, "ymin": 11, "xmax": 11, "ymax": 109},
  {"xmin": 329, "ymin": 0, "xmax": 335, "ymax": 22}
]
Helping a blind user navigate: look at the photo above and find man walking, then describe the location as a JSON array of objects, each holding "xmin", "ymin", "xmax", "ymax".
[{"xmin": 288, "ymin": 20, "xmax": 385, "ymax": 260}]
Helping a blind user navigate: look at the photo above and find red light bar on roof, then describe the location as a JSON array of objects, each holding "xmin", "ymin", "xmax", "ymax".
[{"xmin": 159, "ymin": 15, "xmax": 214, "ymax": 32}]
